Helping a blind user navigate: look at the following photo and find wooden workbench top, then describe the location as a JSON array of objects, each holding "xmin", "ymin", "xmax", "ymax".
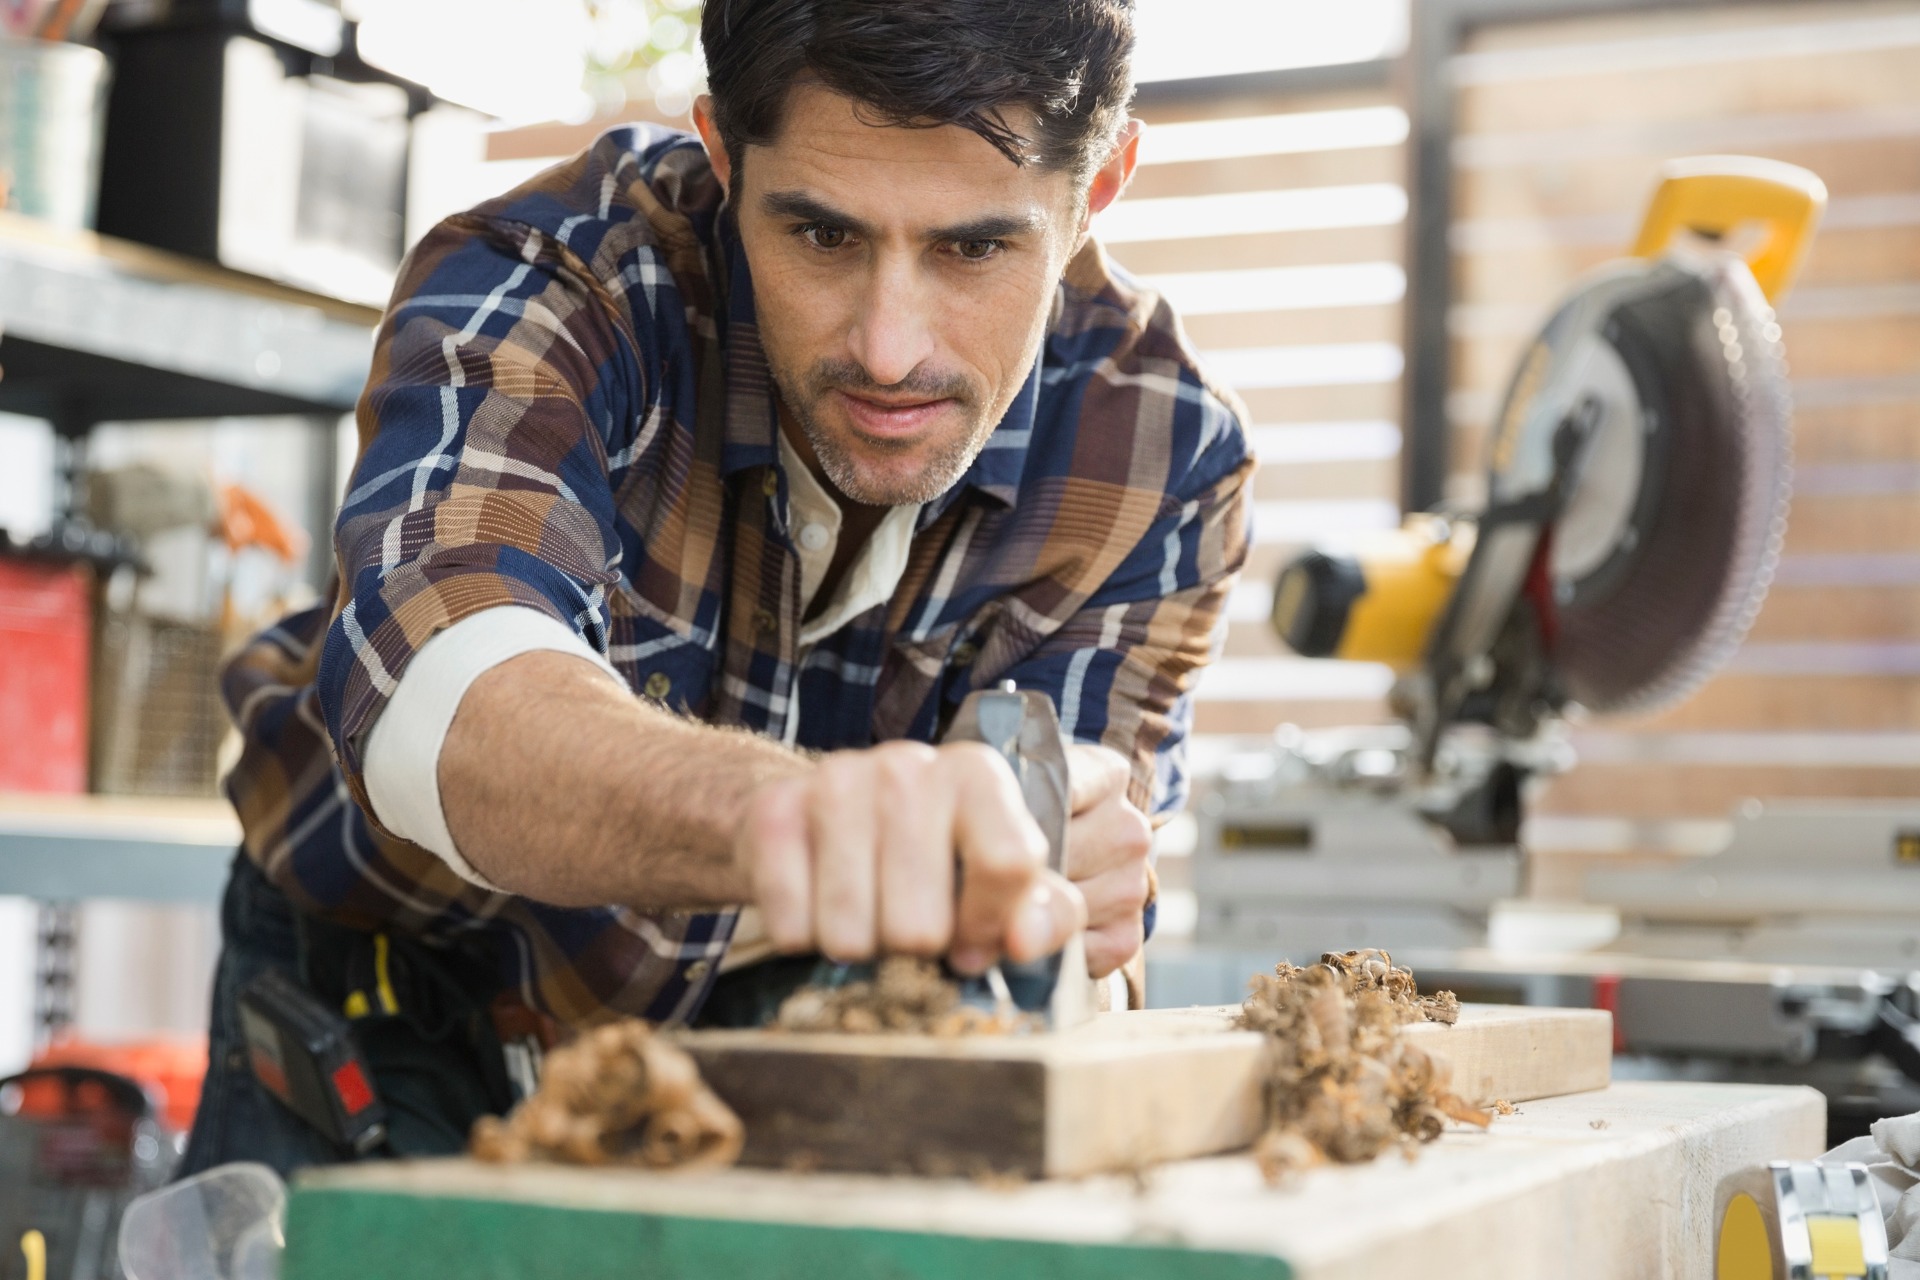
[{"xmin": 285, "ymin": 1080, "xmax": 1823, "ymax": 1280}]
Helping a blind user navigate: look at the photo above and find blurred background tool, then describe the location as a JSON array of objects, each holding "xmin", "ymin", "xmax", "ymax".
[
  {"xmin": 0, "ymin": 1065, "xmax": 173, "ymax": 1280},
  {"xmin": 1196, "ymin": 155, "xmax": 1819, "ymax": 958},
  {"xmin": 1715, "ymin": 1161, "xmax": 1888, "ymax": 1280}
]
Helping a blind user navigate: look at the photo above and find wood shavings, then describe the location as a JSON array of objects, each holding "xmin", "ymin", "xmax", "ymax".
[
  {"xmin": 471, "ymin": 1020, "xmax": 742, "ymax": 1170},
  {"xmin": 773, "ymin": 956, "xmax": 1036, "ymax": 1035},
  {"xmin": 1590, "ymin": 1118, "xmax": 1610, "ymax": 1130},
  {"xmin": 1492, "ymin": 1099, "xmax": 1517, "ymax": 1116},
  {"xmin": 1236, "ymin": 949, "xmax": 1490, "ymax": 1183}
]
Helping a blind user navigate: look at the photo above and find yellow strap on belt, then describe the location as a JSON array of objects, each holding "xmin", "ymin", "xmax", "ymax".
[
  {"xmin": 374, "ymin": 933, "xmax": 400, "ymax": 1016},
  {"xmin": 21, "ymin": 1230, "xmax": 45, "ymax": 1280}
]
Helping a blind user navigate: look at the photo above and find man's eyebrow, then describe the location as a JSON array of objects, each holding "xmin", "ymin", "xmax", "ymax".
[
  {"xmin": 761, "ymin": 190, "xmax": 876, "ymax": 239},
  {"xmin": 759, "ymin": 189, "xmax": 1045, "ymax": 243},
  {"xmin": 930, "ymin": 211, "xmax": 1047, "ymax": 242}
]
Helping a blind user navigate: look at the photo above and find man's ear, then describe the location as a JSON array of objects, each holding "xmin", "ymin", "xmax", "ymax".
[
  {"xmin": 1081, "ymin": 118, "xmax": 1144, "ymax": 233},
  {"xmin": 693, "ymin": 95, "xmax": 733, "ymax": 194}
]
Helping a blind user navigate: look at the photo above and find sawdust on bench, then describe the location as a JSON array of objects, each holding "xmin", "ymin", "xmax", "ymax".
[
  {"xmin": 470, "ymin": 1020, "xmax": 743, "ymax": 1170},
  {"xmin": 773, "ymin": 955, "xmax": 1036, "ymax": 1035},
  {"xmin": 1236, "ymin": 949, "xmax": 1490, "ymax": 1183}
]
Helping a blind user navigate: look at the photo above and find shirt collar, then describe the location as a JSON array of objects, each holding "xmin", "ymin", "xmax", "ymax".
[{"xmin": 714, "ymin": 207, "xmax": 781, "ymax": 479}]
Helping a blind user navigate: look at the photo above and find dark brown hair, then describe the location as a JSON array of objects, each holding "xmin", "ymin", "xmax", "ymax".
[{"xmin": 700, "ymin": 0, "xmax": 1136, "ymax": 180}]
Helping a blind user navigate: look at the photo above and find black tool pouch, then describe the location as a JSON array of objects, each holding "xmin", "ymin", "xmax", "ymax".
[{"xmin": 294, "ymin": 917, "xmax": 518, "ymax": 1158}]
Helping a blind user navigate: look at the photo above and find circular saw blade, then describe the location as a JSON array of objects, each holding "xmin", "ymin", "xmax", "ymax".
[{"xmin": 1535, "ymin": 255, "xmax": 1792, "ymax": 714}]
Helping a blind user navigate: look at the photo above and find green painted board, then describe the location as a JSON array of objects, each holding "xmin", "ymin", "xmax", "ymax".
[{"xmin": 283, "ymin": 1186, "xmax": 1290, "ymax": 1280}]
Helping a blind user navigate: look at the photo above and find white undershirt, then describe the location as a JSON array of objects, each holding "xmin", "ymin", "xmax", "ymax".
[{"xmin": 360, "ymin": 434, "xmax": 920, "ymax": 899}]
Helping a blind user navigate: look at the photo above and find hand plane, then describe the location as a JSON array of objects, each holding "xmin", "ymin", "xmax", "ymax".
[{"xmin": 812, "ymin": 680, "xmax": 1099, "ymax": 1030}]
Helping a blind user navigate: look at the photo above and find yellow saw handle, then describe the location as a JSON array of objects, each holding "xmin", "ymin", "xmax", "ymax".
[{"xmin": 1631, "ymin": 155, "xmax": 1827, "ymax": 301}]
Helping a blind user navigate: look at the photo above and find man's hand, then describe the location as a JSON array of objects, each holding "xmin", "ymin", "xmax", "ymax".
[
  {"xmin": 737, "ymin": 742, "xmax": 1087, "ymax": 973},
  {"xmin": 1063, "ymin": 744, "xmax": 1154, "ymax": 979}
]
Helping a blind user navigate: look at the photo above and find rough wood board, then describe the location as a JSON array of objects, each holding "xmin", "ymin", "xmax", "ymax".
[
  {"xmin": 674, "ymin": 1004, "xmax": 1609, "ymax": 1178},
  {"xmin": 287, "ymin": 1082, "xmax": 1823, "ymax": 1280}
]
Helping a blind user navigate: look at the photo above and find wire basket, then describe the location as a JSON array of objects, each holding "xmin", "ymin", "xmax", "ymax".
[{"xmin": 89, "ymin": 608, "xmax": 226, "ymax": 799}]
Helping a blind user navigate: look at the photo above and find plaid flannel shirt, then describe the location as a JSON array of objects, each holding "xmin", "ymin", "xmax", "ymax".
[{"xmin": 219, "ymin": 125, "xmax": 1254, "ymax": 1028}]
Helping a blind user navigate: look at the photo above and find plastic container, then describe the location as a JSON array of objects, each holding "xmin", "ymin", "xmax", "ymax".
[
  {"xmin": 118, "ymin": 1162, "xmax": 285, "ymax": 1280},
  {"xmin": 0, "ymin": 554, "xmax": 91, "ymax": 793},
  {"xmin": 0, "ymin": 36, "xmax": 109, "ymax": 229},
  {"xmin": 33, "ymin": 1036, "xmax": 208, "ymax": 1136}
]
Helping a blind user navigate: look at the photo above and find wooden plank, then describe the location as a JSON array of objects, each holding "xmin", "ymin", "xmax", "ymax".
[
  {"xmin": 1748, "ymin": 585, "xmax": 1920, "ymax": 643},
  {"xmin": 284, "ymin": 1082, "xmax": 1823, "ymax": 1280},
  {"xmin": 1458, "ymin": 41, "xmax": 1920, "ymax": 135},
  {"xmin": 1247, "ymin": 457, "xmax": 1398, "ymax": 503},
  {"xmin": 673, "ymin": 1004, "xmax": 1610, "ymax": 1179},
  {"xmin": 1643, "ymin": 673, "xmax": 1920, "ymax": 733},
  {"xmin": 1183, "ymin": 306, "xmax": 1400, "ymax": 352},
  {"xmin": 1794, "ymin": 402, "xmax": 1920, "ymax": 463},
  {"xmin": 1237, "ymin": 384, "xmax": 1399, "ymax": 425},
  {"xmin": 1137, "ymin": 85, "xmax": 1393, "ymax": 128},
  {"xmin": 1402, "ymin": 1003, "xmax": 1611, "ymax": 1107},
  {"xmin": 1783, "ymin": 494, "xmax": 1920, "ymax": 555},
  {"xmin": 1128, "ymin": 147, "xmax": 1403, "ymax": 203},
  {"xmin": 1457, "ymin": 138, "xmax": 1920, "ymax": 224},
  {"xmin": 1107, "ymin": 225, "xmax": 1401, "ymax": 277}
]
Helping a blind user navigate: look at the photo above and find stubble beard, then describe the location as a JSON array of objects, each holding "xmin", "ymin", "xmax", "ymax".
[{"xmin": 774, "ymin": 357, "xmax": 995, "ymax": 507}]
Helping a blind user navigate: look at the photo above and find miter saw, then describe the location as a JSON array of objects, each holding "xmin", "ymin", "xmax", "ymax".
[{"xmin": 1192, "ymin": 155, "xmax": 1824, "ymax": 960}]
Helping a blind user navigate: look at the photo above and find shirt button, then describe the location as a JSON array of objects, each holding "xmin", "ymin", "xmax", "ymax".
[
  {"xmin": 762, "ymin": 471, "xmax": 780, "ymax": 497},
  {"xmin": 951, "ymin": 642, "xmax": 978, "ymax": 666},
  {"xmin": 755, "ymin": 608, "xmax": 779, "ymax": 634},
  {"xmin": 798, "ymin": 523, "xmax": 830, "ymax": 552},
  {"xmin": 644, "ymin": 671, "xmax": 672, "ymax": 700},
  {"xmin": 683, "ymin": 959, "xmax": 711, "ymax": 983}
]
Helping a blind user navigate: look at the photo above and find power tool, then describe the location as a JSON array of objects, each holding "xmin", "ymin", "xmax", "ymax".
[
  {"xmin": 238, "ymin": 969, "xmax": 388, "ymax": 1156},
  {"xmin": 1274, "ymin": 154, "xmax": 1821, "ymax": 785},
  {"xmin": 1193, "ymin": 155, "xmax": 1825, "ymax": 955}
]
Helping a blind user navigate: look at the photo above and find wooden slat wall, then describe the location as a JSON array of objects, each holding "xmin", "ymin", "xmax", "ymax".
[
  {"xmin": 1449, "ymin": 0, "xmax": 1920, "ymax": 837},
  {"xmin": 1111, "ymin": 84, "xmax": 1410, "ymax": 739}
]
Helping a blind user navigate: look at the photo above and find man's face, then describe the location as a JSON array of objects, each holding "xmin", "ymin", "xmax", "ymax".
[{"xmin": 709, "ymin": 84, "xmax": 1088, "ymax": 507}]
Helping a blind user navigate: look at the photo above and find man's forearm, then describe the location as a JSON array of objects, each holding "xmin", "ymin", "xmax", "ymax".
[{"xmin": 439, "ymin": 650, "xmax": 811, "ymax": 908}]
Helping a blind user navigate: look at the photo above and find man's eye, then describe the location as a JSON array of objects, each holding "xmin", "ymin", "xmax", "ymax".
[
  {"xmin": 801, "ymin": 224, "xmax": 848, "ymax": 250},
  {"xmin": 953, "ymin": 239, "xmax": 1003, "ymax": 262}
]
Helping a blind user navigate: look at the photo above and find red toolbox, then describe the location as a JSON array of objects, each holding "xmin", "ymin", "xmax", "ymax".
[{"xmin": 0, "ymin": 555, "xmax": 91, "ymax": 793}]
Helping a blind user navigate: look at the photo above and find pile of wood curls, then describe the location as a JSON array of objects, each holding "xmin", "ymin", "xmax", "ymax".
[
  {"xmin": 774, "ymin": 956, "xmax": 1033, "ymax": 1035},
  {"xmin": 470, "ymin": 1020, "xmax": 743, "ymax": 1170},
  {"xmin": 1236, "ymin": 949, "xmax": 1489, "ymax": 1183}
]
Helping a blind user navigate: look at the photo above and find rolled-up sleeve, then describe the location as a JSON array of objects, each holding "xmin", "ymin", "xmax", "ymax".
[{"xmin": 318, "ymin": 212, "xmax": 641, "ymax": 823}]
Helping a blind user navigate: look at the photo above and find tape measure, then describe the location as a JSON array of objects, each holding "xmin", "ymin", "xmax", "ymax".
[{"xmin": 1717, "ymin": 1161, "xmax": 1887, "ymax": 1279}]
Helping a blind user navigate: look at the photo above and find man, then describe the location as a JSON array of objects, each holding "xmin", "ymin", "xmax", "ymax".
[{"xmin": 184, "ymin": 0, "xmax": 1252, "ymax": 1175}]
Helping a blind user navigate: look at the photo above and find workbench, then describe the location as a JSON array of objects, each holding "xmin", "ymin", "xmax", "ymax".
[{"xmin": 285, "ymin": 1080, "xmax": 1823, "ymax": 1279}]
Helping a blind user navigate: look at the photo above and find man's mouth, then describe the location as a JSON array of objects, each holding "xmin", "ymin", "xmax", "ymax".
[{"xmin": 832, "ymin": 389, "xmax": 955, "ymax": 439}]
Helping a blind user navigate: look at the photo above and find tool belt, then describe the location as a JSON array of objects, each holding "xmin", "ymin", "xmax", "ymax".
[{"xmin": 241, "ymin": 907, "xmax": 553, "ymax": 1158}]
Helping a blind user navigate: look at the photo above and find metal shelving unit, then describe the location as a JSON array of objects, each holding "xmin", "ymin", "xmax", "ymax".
[{"xmin": 0, "ymin": 213, "xmax": 376, "ymax": 901}]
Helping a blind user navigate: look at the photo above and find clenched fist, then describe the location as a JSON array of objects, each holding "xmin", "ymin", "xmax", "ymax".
[{"xmin": 734, "ymin": 739, "xmax": 1153, "ymax": 979}]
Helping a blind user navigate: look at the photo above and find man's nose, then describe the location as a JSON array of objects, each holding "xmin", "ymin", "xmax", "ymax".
[{"xmin": 847, "ymin": 255, "xmax": 936, "ymax": 388}]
